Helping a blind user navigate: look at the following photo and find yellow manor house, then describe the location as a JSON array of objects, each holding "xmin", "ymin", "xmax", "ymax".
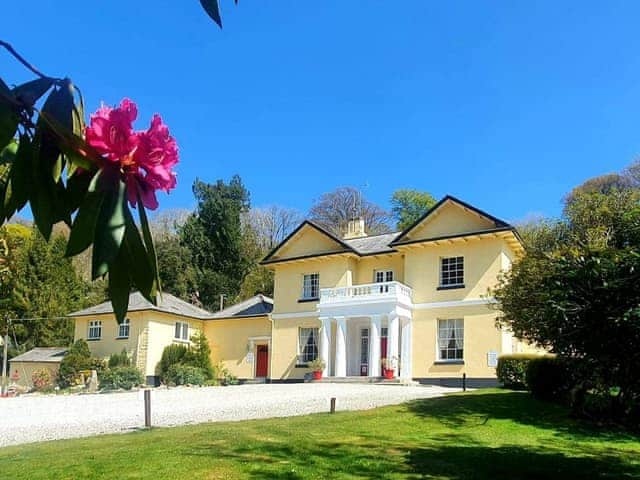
[{"xmin": 69, "ymin": 195, "xmax": 531, "ymax": 387}]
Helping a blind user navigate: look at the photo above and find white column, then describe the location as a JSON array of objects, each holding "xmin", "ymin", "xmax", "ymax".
[
  {"xmin": 334, "ymin": 316, "xmax": 347, "ymax": 377},
  {"xmin": 400, "ymin": 318, "xmax": 412, "ymax": 380},
  {"xmin": 368, "ymin": 315, "xmax": 381, "ymax": 377},
  {"xmin": 387, "ymin": 314, "xmax": 399, "ymax": 377},
  {"xmin": 319, "ymin": 317, "xmax": 331, "ymax": 377}
]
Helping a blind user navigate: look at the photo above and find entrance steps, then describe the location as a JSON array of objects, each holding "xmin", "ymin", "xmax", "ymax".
[{"xmin": 308, "ymin": 376, "xmax": 415, "ymax": 385}]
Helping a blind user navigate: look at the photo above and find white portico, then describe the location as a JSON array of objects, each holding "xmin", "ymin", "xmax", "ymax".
[{"xmin": 317, "ymin": 281, "xmax": 413, "ymax": 379}]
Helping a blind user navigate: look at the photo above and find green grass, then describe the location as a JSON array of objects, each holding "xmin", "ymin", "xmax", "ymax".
[{"xmin": 1, "ymin": 389, "xmax": 639, "ymax": 479}]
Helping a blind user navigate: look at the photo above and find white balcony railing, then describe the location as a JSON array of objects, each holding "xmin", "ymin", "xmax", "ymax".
[{"xmin": 319, "ymin": 281, "xmax": 412, "ymax": 305}]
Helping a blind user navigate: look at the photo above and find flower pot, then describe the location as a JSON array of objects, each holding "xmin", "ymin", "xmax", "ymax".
[
  {"xmin": 312, "ymin": 370, "xmax": 323, "ymax": 380},
  {"xmin": 383, "ymin": 369, "xmax": 394, "ymax": 379}
]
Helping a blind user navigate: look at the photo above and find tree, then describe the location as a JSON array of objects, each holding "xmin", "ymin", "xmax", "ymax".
[
  {"xmin": 247, "ymin": 206, "xmax": 303, "ymax": 251},
  {"xmin": 493, "ymin": 177, "xmax": 640, "ymax": 420},
  {"xmin": 155, "ymin": 239, "xmax": 199, "ymax": 302},
  {"xmin": 309, "ymin": 186, "xmax": 391, "ymax": 237},
  {"xmin": 180, "ymin": 176, "xmax": 252, "ymax": 310},
  {"xmin": 0, "ymin": 226, "xmax": 95, "ymax": 351},
  {"xmin": 390, "ymin": 189, "xmax": 437, "ymax": 231}
]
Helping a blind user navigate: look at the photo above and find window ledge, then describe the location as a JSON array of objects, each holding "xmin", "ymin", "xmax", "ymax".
[
  {"xmin": 434, "ymin": 360, "xmax": 465, "ymax": 365},
  {"xmin": 87, "ymin": 338, "xmax": 101, "ymax": 342},
  {"xmin": 295, "ymin": 364, "xmax": 310, "ymax": 368},
  {"xmin": 298, "ymin": 297, "xmax": 319, "ymax": 303},
  {"xmin": 173, "ymin": 339, "xmax": 190, "ymax": 344},
  {"xmin": 115, "ymin": 336, "xmax": 129, "ymax": 340},
  {"xmin": 437, "ymin": 284, "xmax": 465, "ymax": 291}
]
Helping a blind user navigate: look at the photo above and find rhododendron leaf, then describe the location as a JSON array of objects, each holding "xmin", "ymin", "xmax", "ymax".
[
  {"xmin": 200, "ymin": 0, "xmax": 223, "ymax": 27},
  {"xmin": 0, "ymin": 79, "xmax": 19, "ymax": 151},
  {"xmin": 137, "ymin": 191, "xmax": 161, "ymax": 304},
  {"xmin": 65, "ymin": 168, "xmax": 93, "ymax": 213},
  {"xmin": 42, "ymin": 81, "xmax": 75, "ymax": 132},
  {"xmin": 92, "ymin": 176, "xmax": 127, "ymax": 279},
  {"xmin": 66, "ymin": 170, "xmax": 105, "ymax": 257},
  {"xmin": 108, "ymin": 246, "xmax": 131, "ymax": 324},
  {"xmin": 10, "ymin": 135, "xmax": 32, "ymax": 211},
  {"xmin": 123, "ymin": 209, "xmax": 155, "ymax": 303},
  {"xmin": 12, "ymin": 78, "xmax": 54, "ymax": 108},
  {"xmin": 0, "ymin": 140, "xmax": 17, "ymax": 222}
]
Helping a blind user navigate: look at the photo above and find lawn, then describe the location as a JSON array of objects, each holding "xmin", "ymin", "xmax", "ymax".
[{"xmin": 0, "ymin": 389, "xmax": 638, "ymax": 479}]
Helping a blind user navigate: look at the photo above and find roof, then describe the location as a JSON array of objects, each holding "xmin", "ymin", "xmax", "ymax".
[
  {"xmin": 343, "ymin": 231, "xmax": 400, "ymax": 255},
  {"xmin": 10, "ymin": 347, "xmax": 67, "ymax": 364},
  {"xmin": 390, "ymin": 195, "xmax": 514, "ymax": 246},
  {"xmin": 68, "ymin": 291, "xmax": 214, "ymax": 320},
  {"xmin": 209, "ymin": 294, "xmax": 274, "ymax": 319}
]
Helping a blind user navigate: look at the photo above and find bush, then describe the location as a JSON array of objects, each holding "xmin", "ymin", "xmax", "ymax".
[
  {"xmin": 58, "ymin": 340, "xmax": 105, "ymax": 388},
  {"xmin": 166, "ymin": 364, "xmax": 207, "ymax": 386},
  {"xmin": 496, "ymin": 354, "xmax": 541, "ymax": 390},
  {"xmin": 99, "ymin": 366, "xmax": 144, "ymax": 391},
  {"xmin": 526, "ymin": 356, "xmax": 570, "ymax": 401},
  {"xmin": 184, "ymin": 332, "xmax": 214, "ymax": 379},
  {"xmin": 108, "ymin": 349, "xmax": 131, "ymax": 368},
  {"xmin": 31, "ymin": 368, "xmax": 53, "ymax": 391},
  {"xmin": 158, "ymin": 344, "xmax": 188, "ymax": 382}
]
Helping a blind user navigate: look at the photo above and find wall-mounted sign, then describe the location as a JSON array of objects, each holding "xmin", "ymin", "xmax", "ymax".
[
  {"xmin": 246, "ymin": 352, "xmax": 254, "ymax": 364},
  {"xmin": 487, "ymin": 351, "xmax": 498, "ymax": 368}
]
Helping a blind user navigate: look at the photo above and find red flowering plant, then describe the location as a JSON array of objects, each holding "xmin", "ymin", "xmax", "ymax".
[{"xmin": 0, "ymin": 42, "xmax": 180, "ymax": 322}]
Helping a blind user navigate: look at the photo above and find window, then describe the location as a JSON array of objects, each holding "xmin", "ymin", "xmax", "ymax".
[
  {"xmin": 298, "ymin": 327, "xmax": 319, "ymax": 364},
  {"xmin": 375, "ymin": 270, "xmax": 394, "ymax": 292},
  {"xmin": 440, "ymin": 256, "xmax": 464, "ymax": 287},
  {"xmin": 174, "ymin": 321, "xmax": 189, "ymax": 341},
  {"xmin": 117, "ymin": 318, "xmax": 130, "ymax": 339},
  {"xmin": 438, "ymin": 319, "xmax": 464, "ymax": 361},
  {"xmin": 302, "ymin": 273, "xmax": 320, "ymax": 299},
  {"xmin": 88, "ymin": 320, "xmax": 102, "ymax": 340}
]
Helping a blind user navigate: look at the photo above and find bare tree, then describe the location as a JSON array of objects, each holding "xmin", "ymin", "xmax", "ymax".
[
  {"xmin": 150, "ymin": 208, "xmax": 192, "ymax": 241},
  {"xmin": 309, "ymin": 186, "xmax": 392, "ymax": 237},
  {"xmin": 245, "ymin": 206, "xmax": 304, "ymax": 251}
]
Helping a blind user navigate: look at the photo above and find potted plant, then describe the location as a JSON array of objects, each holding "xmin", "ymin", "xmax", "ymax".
[
  {"xmin": 381, "ymin": 357, "xmax": 397, "ymax": 379},
  {"xmin": 308, "ymin": 358, "xmax": 326, "ymax": 380}
]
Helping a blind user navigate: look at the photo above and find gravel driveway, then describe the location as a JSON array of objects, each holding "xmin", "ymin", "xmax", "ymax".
[{"xmin": 0, "ymin": 383, "xmax": 456, "ymax": 447}]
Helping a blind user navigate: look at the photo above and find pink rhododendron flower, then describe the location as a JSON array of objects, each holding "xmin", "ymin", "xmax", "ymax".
[{"xmin": 85, "ymin": 98, "xmax": 178, "ymax": 210}]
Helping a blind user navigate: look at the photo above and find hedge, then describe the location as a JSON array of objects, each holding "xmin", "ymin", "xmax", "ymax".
[
  {"xmin": 525, "ymin": 356, "xmax": 571, "ymax": 401},
  {"xmin": 166, "ymin": 364, "xmax": 207, "ymax": 386},
  {"xmin": 496, "ymin": 353, "xmax": 542, "ymax": 389}
]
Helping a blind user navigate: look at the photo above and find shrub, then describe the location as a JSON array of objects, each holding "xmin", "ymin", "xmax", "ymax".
[
  {"xmin": 166, "ymin": 364, "xmax": 207, "ymax": 386},
  {"xmin": 108, "ymin": 349, "xmax": 131, "ymax": 368},
  {"xmin": 99, "ymin": 366, "xmax": 144, "ymax": 391},
  {"xmin": 158, "ymin": 344, "xmax": 188, "ymax": 382},
  {"xmin": 526, "ymin": 356, "xmax": 570, "ymax": 401},
  {"xmin": 58, "ymin": 340, "xmax": 104, "ymax": 388},
  {"xmin": 496, "ymin": 354, "xmax": 541, "ymax": 389},
  {"xmin": 213, "ymin": 362, "xmax": 238, "ymax": 386},
  {"xmin": 31, "ymin": 368, "xmax": 54, "ymax": 391},
  {"xmin": 184, "ymin": 332, "xmax": 214, "ymax": 379}
]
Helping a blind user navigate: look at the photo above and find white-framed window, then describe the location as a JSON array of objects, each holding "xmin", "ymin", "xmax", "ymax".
[
  {"xmin": 438, "ymin": 319, "xmax": 464, "ymax": 361},
  {"xmin": 440, "ymin": 256, "xmax": 464, "ymax": 287},
  {"xmin": 302, "ymin": 273, "xmax": 320, "ymax": 299},
  {"xmin": 298, "ymin": 327, "xmax": 318, "ymax": 364},
  {"xmin": 117, "ymin": 318, "xmax": 130, "ymax": 339},
  {"xmin": 174, "ymin": 321, "xmax": 189, "ymax": 341},
  {"xmin": 88, "ymin": 320, "xmax": 102, "ymax": 340}
]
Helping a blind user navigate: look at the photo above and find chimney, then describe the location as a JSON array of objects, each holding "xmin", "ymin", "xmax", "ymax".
[{"xmin": 343, "ymin": 218, "xmax": 367, "ymax": 239}]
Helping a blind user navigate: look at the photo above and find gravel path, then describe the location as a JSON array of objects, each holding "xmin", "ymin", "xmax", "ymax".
[{"xmin": 0, "ymin": 383, "xmax": 457, "ymax": 447}]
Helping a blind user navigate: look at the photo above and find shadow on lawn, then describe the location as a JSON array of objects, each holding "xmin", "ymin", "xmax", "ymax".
[
  {"xmin": 407, "ymin": 444, "xmax": 639, "ymax": 480},
  {"xmin": 407, "ymin": 391, "xmax": 638, "ymax": 441}
]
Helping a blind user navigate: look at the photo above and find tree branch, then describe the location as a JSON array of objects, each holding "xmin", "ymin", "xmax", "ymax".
[{"xmin": 0, "ymin": 40, "xmax": 56, "ymax": 81}]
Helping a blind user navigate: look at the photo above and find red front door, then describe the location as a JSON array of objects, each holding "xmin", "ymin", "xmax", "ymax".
[{"xmin": 256, "ymin": 345, "xmax": 268, "ymax": 377}]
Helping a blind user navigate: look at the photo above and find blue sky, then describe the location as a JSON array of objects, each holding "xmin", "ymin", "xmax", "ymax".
[{"xmin": 4, "ymin": 1, "xmax": 640, "ymax": 224}]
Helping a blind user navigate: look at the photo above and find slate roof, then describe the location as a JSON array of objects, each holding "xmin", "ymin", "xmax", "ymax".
[
  {"xmin": 10, "ymin": 347, "xmax": 67, "ymax": 363},
  {"xmin": 68, "ymin": 291, "xmax": 214, "ymax": 320},
  {"xmin": 343, "ymin": 232, "xmax": 400, "ymax": 255},
  {"xmin": 209, "ymin": 294, "xmax": 274, "ymax": 319}
]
